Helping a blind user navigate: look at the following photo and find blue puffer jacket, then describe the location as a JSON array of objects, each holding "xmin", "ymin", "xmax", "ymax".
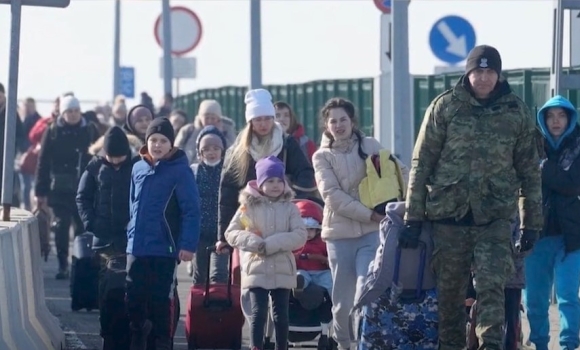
[{"xmin": 127, "ymin": 147, "xmax": 201, "ymax": 258}]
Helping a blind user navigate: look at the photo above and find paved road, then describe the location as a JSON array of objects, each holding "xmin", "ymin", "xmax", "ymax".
[
  {"xmin": 42, "ymin": 245, "xmax": 561, "ymax": 350},
  {"xmin": 42, "ymin": 247, "xmax": 321, "ymax": 350}
]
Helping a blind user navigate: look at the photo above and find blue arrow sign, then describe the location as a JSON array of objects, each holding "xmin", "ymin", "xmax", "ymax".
[
  {"xmin": 119, "ymin": 67, "xmax": 135, "ymax": 99},
  {"xmin": 429, "ymin": 15, "xmax": 476, "ymax": 65}
]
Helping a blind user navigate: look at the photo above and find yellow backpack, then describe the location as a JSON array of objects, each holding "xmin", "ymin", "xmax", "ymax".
[{"xmin": 359, "ymin": 149, "xmax": 406, "ymax": 211}]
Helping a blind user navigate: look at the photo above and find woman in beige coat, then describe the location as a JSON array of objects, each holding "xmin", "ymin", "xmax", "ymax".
[
  {"xmin": 313, "ymin": 98, "xmax": 409, "ymax": 350},
  {"xmin": 225, "ymin": 156, "xmax": 307, "ymax": 350}
]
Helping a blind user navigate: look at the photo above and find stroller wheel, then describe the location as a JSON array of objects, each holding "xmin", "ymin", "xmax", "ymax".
[{"xmin": 317, "ymin": 335, "xmax": 328, "ymax": 350}]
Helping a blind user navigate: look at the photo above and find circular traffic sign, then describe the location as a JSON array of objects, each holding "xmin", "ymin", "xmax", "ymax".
[
  {"xmin": 154, "ymin": 6, "xmax": 203, "ymax": 56},
  {"xmin": 373, "ymin": 0, "xmax": 391, "ymax": 14}
]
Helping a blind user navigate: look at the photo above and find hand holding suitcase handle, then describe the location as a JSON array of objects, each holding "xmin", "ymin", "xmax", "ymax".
[
  {"xmin": 204, "ymin": 246, "xmax": 234, "ymax": 308},
  {"xmin": 391, "ymin": 240, "xmax": 427, "ymax": 304}
]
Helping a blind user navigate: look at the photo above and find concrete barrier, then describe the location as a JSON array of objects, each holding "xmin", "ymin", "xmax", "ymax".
[{"xmin": 0, "ymin": 208, "xmax": 64, "ymax": 350}]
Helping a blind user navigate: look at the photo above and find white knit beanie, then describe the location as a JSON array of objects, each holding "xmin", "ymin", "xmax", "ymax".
[
  {"xmin": 60, "ymin": 95, "xmax": 81, "ymax": 112},
  {"xmin": 198, "ymin": 99, "xmax": 222, "ymax": 117},
  {"xmin": 244, "ymin": 89, "xmax": 275, "ymax": 123}
]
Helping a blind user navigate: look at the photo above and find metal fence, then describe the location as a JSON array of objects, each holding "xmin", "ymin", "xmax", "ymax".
[{"xmin": 174, "ymin": 67, "xmax": 580, "ymax": 143}]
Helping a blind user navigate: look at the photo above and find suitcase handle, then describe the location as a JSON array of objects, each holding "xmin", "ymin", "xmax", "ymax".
[
  {"xmin": 392, "ymin": 240, "xmax": 427, "ymax": 302},
  {"xmin": 203, "ymin": 246, "xmax": 234, "ymax": 307}
]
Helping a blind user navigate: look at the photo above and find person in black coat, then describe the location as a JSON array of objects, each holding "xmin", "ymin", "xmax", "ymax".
[
  {"xmin": 215, "ymin": 89, "xmax": 316, "ymax": 252},
  {"xmin": 76, "ymin": 126, "xmax": 138, "ymax": 350}
]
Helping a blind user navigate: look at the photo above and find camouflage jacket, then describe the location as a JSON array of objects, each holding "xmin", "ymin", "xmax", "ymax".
[{"xmin": 405, "ymin": 77, "xmax": 543, "ymax": 231}]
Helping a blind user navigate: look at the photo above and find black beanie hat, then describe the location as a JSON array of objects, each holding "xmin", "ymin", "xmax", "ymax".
[
  {"xmin": 103, "ymin": 126, "xmax": 130, "ymax": 157},
  {"xmin": 465, "ymin": 45, "xmax": 502, "ymax": 76},
  {"xmin": 146, "ymin": 117, "xmax": 174, "ymax": 145}
]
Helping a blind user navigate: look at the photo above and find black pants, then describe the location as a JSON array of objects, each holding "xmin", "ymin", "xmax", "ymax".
[
  {"xmin": 249, "ymin": 288, "xmax": 290, "ymax": 350},
  {"xmin": 126, "ymin": 255, "xmax": 177, "ymax": 340},
  {"xmin": 191, "ymin": 238, "xmax": 228, "ymax": 285},
  {"xmin": 99, "ymin": 252, "xmax": 130, "ymax": 348},
  {"xmin": 51, "ymin": 202, "xmax": 83, "ymax": 269},
  {"xmin": 504, "ymin": 288, "xmax": 522, "ymax": 350}
]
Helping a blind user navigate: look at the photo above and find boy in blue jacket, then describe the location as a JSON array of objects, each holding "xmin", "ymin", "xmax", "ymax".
[{"xmin": 126, "ymin": 117, "xmax": 200, "ymax": 350}]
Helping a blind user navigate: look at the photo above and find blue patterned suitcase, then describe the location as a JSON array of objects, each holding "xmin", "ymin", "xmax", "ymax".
[{"xmin": 358, "ymin": 242, "xmax": 438, "ymax": 350}]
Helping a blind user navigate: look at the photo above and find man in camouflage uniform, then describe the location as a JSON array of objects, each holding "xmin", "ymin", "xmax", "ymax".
[{"xmin": 398, "ymin": 45, "xmax": 543, "ymax": 350}]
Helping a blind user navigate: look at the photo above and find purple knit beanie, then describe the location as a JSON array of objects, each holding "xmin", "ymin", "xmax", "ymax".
[{"xmin": 255, "ymin": 156, "xmax": 285, "ymax": 187}]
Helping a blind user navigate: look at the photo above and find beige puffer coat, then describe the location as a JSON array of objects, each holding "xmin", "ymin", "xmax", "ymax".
[
  {"xmin": 313, "ymin": 133, "xmax": 409, "ymax": 241},
  {"xmin": 225, "ymin": 181, "xmax": 307, "ymax": 290}
]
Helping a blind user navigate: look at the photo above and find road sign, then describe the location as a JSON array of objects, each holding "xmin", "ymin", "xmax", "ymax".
[
  {"xmin": 373, "ymin": 0, "xmax": 390, "ymax": 14},
  {"xmin": 119, "ymin": 67, "xmax": 135, "ymax": 99},
  {"xmin": 571, "ymin": 10, "xmax": 580, "ymax": 66},
  {"xmin": 154, "ymin": 6, "xmax": 202, "ymax": 56},
  {"xmin": 159, "ymin": 57, "xmax": 197, "ymax": 79},
  {"xmin": 429, "ymin": 15, "xmax": 476, "ymax": 65},
  {"xmin": 0, "ymin": 0, "xmax": 70, "ymax": 7}
]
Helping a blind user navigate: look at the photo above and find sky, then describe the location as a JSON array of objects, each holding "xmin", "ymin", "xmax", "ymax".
[{"xmin": 0, "ymin": 0, "xmax": 576, "ymax": 115}]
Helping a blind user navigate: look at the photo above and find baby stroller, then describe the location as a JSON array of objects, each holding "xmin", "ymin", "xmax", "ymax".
[
  {"xmin": 263, "ymin": 283, "xmax": 337, "ymax": 350},
  {"xmin": 263, "ymin": 198, "xmax": 336, "ymax": 349}
]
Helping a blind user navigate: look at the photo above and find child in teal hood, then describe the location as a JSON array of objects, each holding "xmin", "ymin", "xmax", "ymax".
[{"xmin": 526, "ymin": 95, "xmax": 580, "ymax": 350}]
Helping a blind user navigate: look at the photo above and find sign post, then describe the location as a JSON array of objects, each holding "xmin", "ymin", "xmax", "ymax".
[
  {"xmin": 373, "ymin": 0, "xmax": 392, "ymax": 148},
  {"xmin": 429, "ymin": 15, "xmax": 476, "ymax": 65},
  {"xmin": 154, "ymin": 6, "xmax": 202, "ymax": 95},
  {"xmin": 390, "ymin": 0, "xmax": 413, "ymax": 165},
  {"xmin": 571, "ymin": 10, "xmax": 580, "ymax": 67},
  {"xmin": 0, "ymin": 0, "xmax": 70, "ymax": 221}
]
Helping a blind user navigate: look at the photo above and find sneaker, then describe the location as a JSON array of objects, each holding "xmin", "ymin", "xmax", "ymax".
[{"xmin": 55, "ymin": 269, "xmax": 69, "ymax": 280}]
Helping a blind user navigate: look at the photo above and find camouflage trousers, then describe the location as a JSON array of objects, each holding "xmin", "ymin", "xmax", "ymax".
[{"xmin": 432, "ymin": 219, "xmax": 515, "ymax": 350}]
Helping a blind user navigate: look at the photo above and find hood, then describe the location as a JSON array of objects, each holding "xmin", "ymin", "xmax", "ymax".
[
  {"xmin": 320, "ymin": 130, "xmax": 363, "ymax": 148},
  {"xmin": 195, "ymin": 125, "xmax": 227, "ymax": 152},
  {"xmin": 537, "ymin": 95, "xmax": 578, "ymax": 150},
  {"xmin": 139, "ymin": 146, "xmax": 188, "ymax": 167},
  {"xmin": 455, "ymin": 75, "xmax": 512, "ymax": 106},
  {"xmin": 124, "ymin": 104, "xmax": 155, "ymax": 138},
  {"xmin": 89, "ymin": 133, "xmax": 143, "ymax": 156},
  {"xmin": 238, "ymin": 179, "xmax": 294, "ymax": 206},
  {"xmin": 292, "ymin": 124, "xmax": 306, "ymax": 138}
]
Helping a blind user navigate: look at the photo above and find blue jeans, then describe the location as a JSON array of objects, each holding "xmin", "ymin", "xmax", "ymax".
[
  {"xmin": 19, "ymin": 172, "xmax": 33, "ymax": 211},
  {"xmin": 524, "ymin": 235, "xmax": 580, "ymax": 350},
  {"xmin": 297, "ymin": 269, "xmax": 333, "ymax": 296}
]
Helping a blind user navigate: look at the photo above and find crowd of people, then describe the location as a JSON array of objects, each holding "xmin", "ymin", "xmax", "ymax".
[{"xmin": 0, "ymin": 43, "xmax": 578, "ymax": 350}]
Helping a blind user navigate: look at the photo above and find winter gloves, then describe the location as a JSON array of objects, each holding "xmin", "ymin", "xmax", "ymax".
[
  {"xmin": 518, "ymin": 229, "xmax": 539, "ymax": 253},
  {"xmin": 398, "ymin": 221, "xmax": 422, "ymax": 249}
]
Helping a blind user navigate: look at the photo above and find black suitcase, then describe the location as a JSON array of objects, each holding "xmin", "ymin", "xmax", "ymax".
[
  {"xmin": 70, "ymin": 232, "xmax": 100, "ymax": 311},
  {"xmin": 101, "ymin": 255, "xmax": 131, "ymax": 350}
]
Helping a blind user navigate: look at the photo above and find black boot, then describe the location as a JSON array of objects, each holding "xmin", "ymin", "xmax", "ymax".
[
  {"xmin": 56, "ymin": 255, "xmax": 69, "ymax": 280},
  {"xmin": 129, "ymin": 320, "xmax": 152, "ymax": 350},
  {"xmin": 154, "ymin": 337, "xmax": 173, "ymax": 350}
]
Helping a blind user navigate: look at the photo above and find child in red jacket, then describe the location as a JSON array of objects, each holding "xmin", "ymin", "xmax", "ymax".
[{"xmin": 293, "ymin": 199, "xmax": 332, "ymax": 296}]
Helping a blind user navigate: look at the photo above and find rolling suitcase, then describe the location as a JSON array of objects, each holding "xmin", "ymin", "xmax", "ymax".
[
  {"xmin": 101, "ymin": 255, "xmax": 131, "ymax": 350},
  {"xmin": 185, "ymin": 246, "xmax": 244, "ymax": 349},
  {"xmin": 70, "ymin": 232, "xmax": 100, "ymax": 311},
  {"xmin": 358, "ymin": 242, "xmax": 439, "ymax": 350}
]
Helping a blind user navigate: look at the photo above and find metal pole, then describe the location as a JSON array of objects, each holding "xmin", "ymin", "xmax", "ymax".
[
  {"xmin": 373, "ymin": 13, "xmax": 392, "ymax": 146},
  {"xmin": 162, "ymin": 0, "xmax": 173, "ymax": 96},
  {"xmin": 390, "ymin": 0, "xmax": 413, "ymax": 165},
  {"xmin": 570, "ymin": 9, "xmax": 580, "ymax": 67},
  {"xmin": 550, "ymin": 0, "xmax": 565, "ymax": 97},
  {"xmin": 112, "ymin": 0, "xmax": 121, "ymax": 101},
  {"xmin": 250, "ymin": 0, "xmax": 262, "ymax": 89},
  {"xmin": 2, "ymin": 0, "xmax": 22, "ymax": 220}
]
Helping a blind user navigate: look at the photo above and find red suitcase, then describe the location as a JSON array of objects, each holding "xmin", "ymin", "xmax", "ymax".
[{"xmin": 185, "ymin": 247, "xmax": 245, "ymax": 349}]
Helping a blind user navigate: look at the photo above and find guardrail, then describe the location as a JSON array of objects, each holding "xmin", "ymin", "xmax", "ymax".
[{"xmin": 0, "ymin": 209, "xmax": 64, "ymax": 350}]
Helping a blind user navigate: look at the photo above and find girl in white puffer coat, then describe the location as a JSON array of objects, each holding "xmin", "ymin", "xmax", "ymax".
[{"xmin": 225, "ymin": 156, "xmax": 307, "ymax": 350}]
